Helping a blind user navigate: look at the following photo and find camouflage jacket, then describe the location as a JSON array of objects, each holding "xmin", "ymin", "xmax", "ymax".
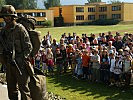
[{"xmin": 0, "ymin": 23, "xmax": 33, "ymax": 62}]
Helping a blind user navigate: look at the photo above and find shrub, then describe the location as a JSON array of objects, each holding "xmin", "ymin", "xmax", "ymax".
[
  {"xmin": 92, "ymin": 19, "xmax": 120, "ymax": 25},
  {"xmin": 43, "ymin": 20, "xmax": 52, "ymax": 27},
  {"xmin": 54, "ymin": 17, "xmax": 64, "ymax": 27}
]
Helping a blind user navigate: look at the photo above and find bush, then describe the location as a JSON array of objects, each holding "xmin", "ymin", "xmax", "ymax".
[
  {"xmin": 43, "ymin": 20, "xmax": 52, "ymax": 27},
  {"xmin": 91, "ymin": 19, "xmax": 121, "ymax": 25},
  {"xmin": 54, "ymin": 17, "xmax": 64, "ymax": 27}
]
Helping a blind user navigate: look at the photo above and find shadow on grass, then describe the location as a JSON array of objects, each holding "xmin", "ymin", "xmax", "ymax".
[{"xmin": 47, "ymin": 72, "xmax": 133, "ymax": 100}]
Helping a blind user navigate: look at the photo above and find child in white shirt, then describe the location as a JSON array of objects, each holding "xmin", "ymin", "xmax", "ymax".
[{"xmin": 113, "ymin": 56, "xmax": 123, "ymax": 85}]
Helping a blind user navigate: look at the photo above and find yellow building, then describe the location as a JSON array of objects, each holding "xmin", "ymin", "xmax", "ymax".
[
  {"xmin": 50, "ymin": 2, "xmax": 133, "ymax": 25},
  {"xmin": 0, "ymin": 9, "xmax": 54, "ymax": 27}
]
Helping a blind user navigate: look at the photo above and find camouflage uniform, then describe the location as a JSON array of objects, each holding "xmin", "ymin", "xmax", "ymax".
[
  {"xmin": 17, "ymin": 14, "xmax": 47, "ymax": 100},
  {"xmin": 0, "ymin": 5, "xmax": 32, "ymax": 100}
]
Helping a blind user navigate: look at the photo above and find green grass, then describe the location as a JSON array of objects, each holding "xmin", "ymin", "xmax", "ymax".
[
  {"xmin": 36, "ymin": 24, "xmax": 133, "ymax": 42},
  {"xmin": 36, "ymin": 24, "xmax": 133, "ymax": 100},
  {"xmin": 46, "ymin": 73, "xmax": 133, "ymax": 100}
]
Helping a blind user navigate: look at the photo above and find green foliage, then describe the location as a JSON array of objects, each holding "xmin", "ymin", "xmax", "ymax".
[
  {"xmin": 73, "ymin": 19, "xmax": 120, "ymax": 26},
  {"xmin": 5, "ymin": 0, "xmax": 37, "ymax": 9},
  {"xmin": 91, "ymin": 19, "xmax": 121, "ymax": 25},
  {"xmin": 87, "ymin": 0, "xmax": 101, "ymax": 3},
  {"xmin": 44, "ymin": 0, "xmax": 61, "ymax": 9},
  {"xmin": 54, "ymin": 17, "xmax": 64, "ymax": 27},
  {"xmin": 0, "ymin": 0, "xmax": 5, "ymax": 8},
  {"xmin": 108, "ymin": 0, "xmax": 122, "ymax": 4},
  {"xmin": 43, "ymin": 20, "xmax": 52, "ymax": 27}
]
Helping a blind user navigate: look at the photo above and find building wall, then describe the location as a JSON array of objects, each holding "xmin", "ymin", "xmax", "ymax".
[
  {"xmin": 51, "ymin": 3, "xmax": 133, "ymax": 25},
  {"xmin": 123, "ymin": 3, "xmax": 133, "ymax": 21},
  {"xmin": 62, "ymin": 6, "xmax": 74, "ymax": 23},
  {"xmin": 49, "ymin": 7, "xmax": 60, "ymax": 17},
  {"xmin": 109, "ymin": 3, "xmax": 124, "ymax": 20},
  {"xmin": 50, "ymin": 6, "xmax": 75, "ymax": 23},
  {"xmin": 0, "ymin": 9, "xmax": 54, "ymax": 27},
  {"xmin": 45, "ymin": 10, "xmax": 54, "ymax": 26},
  {"xmin": 85, "ymin": 5, "xmax": 97, "ymax": 21}
]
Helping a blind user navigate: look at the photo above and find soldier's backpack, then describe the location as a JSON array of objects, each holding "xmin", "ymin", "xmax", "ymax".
[
  {"xmin": 16, "ymin": 15, "xmax": 41, "ymax": 57},
  {"xmin": 29, "ymin": 67, "xmax": 47, "ymax": 100},
  {"xmin": 28, "ymin": 30, "xmax": 41, "ymax": 57}
]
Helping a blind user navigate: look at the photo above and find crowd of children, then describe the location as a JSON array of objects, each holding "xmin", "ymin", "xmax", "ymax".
[{"xmin": 34, "ymin": 31, "xmax": 133, "ymax": 87}]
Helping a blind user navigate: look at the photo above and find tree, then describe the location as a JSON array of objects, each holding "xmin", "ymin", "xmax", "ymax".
[
  {"xmin": 44, "ymin": 0, "xmax": 61, "ymax": 9},
  {"xmin": 0, "ymin": 0, "xmax": 5, "ymax": 8},
  {"xmin": 87, "ymin": 0, "xmax": 101, "ymax": 3},
  {"xmin": 108, "ymin": 0, "xmax": 122, "ymax": 4},
  {"xmin": 5, "ymin": 0, "xmax": 37, "ymax": 9}
]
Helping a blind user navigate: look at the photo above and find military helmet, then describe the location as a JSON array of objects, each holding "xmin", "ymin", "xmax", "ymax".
[
  {"xmin": 17, "ymin": 14, "xmax": 36, "ymax": 30},
  {"xmin": 24, "ymin": 14, "xmax": 36, "ymax": 26},
  {"xmin": 0, "ymin": 5, "xmax": 17, "ymax": 17}
]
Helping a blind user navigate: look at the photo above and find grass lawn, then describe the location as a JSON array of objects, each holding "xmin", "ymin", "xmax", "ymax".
[
  {"xmin": 36, "ymin": 24, "xmax": 133, "ymax": 100},
  {"xmin": 36, "ymin": 24, "xmax": 133, "ymax": 42},
  {"xmin": 46, "ymin": 73, "xmax": 133, "ymax": 100},
  {"xmin": 0, "ymin": 24, "xmax": 132, "ymax": 100}
]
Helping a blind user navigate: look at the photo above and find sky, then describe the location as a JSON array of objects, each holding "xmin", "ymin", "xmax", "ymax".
[
  {"xmin": 37, "ymin": 0, "xmax": 133, "ymax": 9},
  {"xmin": 60, "ymin": 0, "xmax": 132, "ymax": 5}
]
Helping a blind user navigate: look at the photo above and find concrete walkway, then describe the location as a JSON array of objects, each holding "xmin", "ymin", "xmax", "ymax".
[
  {"xmin": 0, "ymin": 83, "xmax": 21, "ymax": 100},
  {"xmin": 0, "ymin": 84, "xmax": 9, "ymax": 100}
]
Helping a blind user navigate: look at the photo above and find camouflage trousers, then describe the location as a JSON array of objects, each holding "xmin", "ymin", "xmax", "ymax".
[{"xmin": 6, "ymin": 61, "xmax": 31, "ymax": 100}]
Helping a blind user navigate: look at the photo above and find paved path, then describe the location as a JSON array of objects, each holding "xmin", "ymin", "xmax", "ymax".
[
  {"xmin": 0, "ymin": 83, "xmax": 21, "ymax": 100},
  {"xmin": 0, "ymin": 84, "xmax": 9, "ymax": 100}
]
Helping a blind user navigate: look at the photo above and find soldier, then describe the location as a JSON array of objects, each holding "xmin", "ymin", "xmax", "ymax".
[
  {"xmin": 0, "ymin": 5, "xmax": 33, "ymax": 100},
  {"xmin": 16, "ymin": 14, "xmax": 46, "ymax": 100}
]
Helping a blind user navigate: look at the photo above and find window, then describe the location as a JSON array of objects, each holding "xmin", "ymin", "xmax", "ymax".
[
  {"xmin": 112, "ymin": 5, "xmax": 121, "ymax": 11},
  {"xmin": 76, "ymin": 15, "xmax": 84, "ymax": 20},
  {"xmin": 24, "ymin": 13, "xmax": 32, "ymax": 16},
  {"xmin": 99, "ymin": 14, "xmax": 107, "ymax": 19},
  {"xmin": 88, "ymin": 7, "xmax": 95, "ymax": 12},
  {"xmin": 99, "ymin": 7, "xmax": 107, "ymax": 12},
  {"xmin": 42, "ymin": 12, "xmax": 46, "ymax": 17},
  {"xmin": 37, "ymin": 21, "xmax": 44, "ymax": 25},
  {"xmin": 88, "ymin": 15, "xmax": 95, "ymax": 20},
  {"xmin": 37, "ymin": 13, "xmax": 40, "ymax": 17},
  {"xmin": 33, "ymin": 12, "xmax": 46, "ymax": 17},
  {"xmin": 76, "ymin": 7, "xmax": 84, "ymax": 12},
  {"xmin": 112, "ymin": 14, "xmax": 121, "ymax": 19}
]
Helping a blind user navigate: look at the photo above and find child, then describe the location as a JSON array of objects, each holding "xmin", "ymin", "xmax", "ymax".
[
  {"xmin": 55, "ymin": 48, "xmax": 63, "ymax": 75},
  {"xmin": 60, "ymin": 44, "xmax": 67, "ymax": 73},
  {"xmin": 113, "ymin": 56, "xmax": 123, "ymax": 86},
  {"xmin": 109, "ymin": 50, "xmax": 115, "ymax": 86},
  {"xmin": 123, "ymin": 55, "xmax": 132, "ymax": 86},
  {"xmin": 82, "ymin": 49, "xmax": 90, "ymax": 80},
  {"xmin": 86, "ymin": 42, "xmax": 90, "ymax": 53},
  {"xmin": 41, "ymin": 50, "xmax": 47, "ymax": 74},
  {"xmin": 100, "ymin": 50, "xmax": 109, "ymax": 83},
  {"xmin": 91, "ymin": 49, "xmax": 100, "ymax": 82},
  {"xmin": 46, "ymin": 48, "xmax": 54, "ymax": 76},
  {"xmin": 67, "ymin": 44, "xmax": 75, "ymax": 70},
  {"xmin": 74, "ymin": 49, "xmax": 80, "ymax": 76},
  {"xmin": 35, "ymin": 51, "xmax": 41, "ymax": 69},
  {"xmin": 75, "ymin": 52, "xmax": 83, "ymax": 79}
]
